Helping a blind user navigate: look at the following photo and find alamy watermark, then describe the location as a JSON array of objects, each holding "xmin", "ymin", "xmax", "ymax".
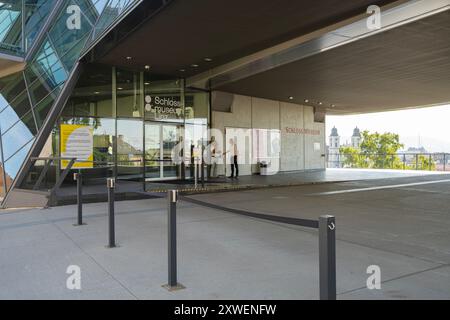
[
  {"xmin": 366, "ymin": 265, "xmax": 381, "ymax": 290},
  {"xmin": 66, "ymin": 265, "xmax": 82, "ymax": 290},
  {"xmin": 66, "ymin": 5, "xmax": 82, "ymax": 30},
  {"xmin": 367, "ymin": 5, "xmax": 382, "ymax": 30}
]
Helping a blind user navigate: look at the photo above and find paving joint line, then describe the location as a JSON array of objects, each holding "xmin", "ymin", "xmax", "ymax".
[{"xmin": 337, "ymin": 263, "xmax": 450, "ymax": 297}]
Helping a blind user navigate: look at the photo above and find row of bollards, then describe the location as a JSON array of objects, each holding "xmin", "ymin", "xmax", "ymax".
[
  {"xmin": 163, "ymin": 189, "xmax": 336, "ymax": 298},
  {"xmin": 74, "ymin": 174, "xmax": 116, "ymax": 248},
  {"xmin": 74, "ymin": 180, "xmax": 335, "ymax": 299}
]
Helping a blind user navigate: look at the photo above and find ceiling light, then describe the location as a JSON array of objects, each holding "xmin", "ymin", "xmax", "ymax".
[
  {"xmin": 204, "ymin": 58, "xmax": 213, "ymax": 62},
  {"xmin": 319, "ymin": 102, "xmax": 323, "ymax": 105},
  {"xmin": 331, "ymin": 104, "xmax": 336, "ymax": 108},
  {"xmin": 94, "ymin": 91, "xmax": 100, "ymax": 95},
  {"xmin": 304, "ymin": 99, "xmax": 309, "ymax": 103},
  {"xmin": 145, "ymin": 65, "xmax": 150, "ymax": 70},
  {"xmin": 288, "ymin": 96, "xmax": 294, "ymax": 100},
  {"xmin": 117, "ymin": 87, "xmax": 123, "ymax": 90},
  {"xmin": 144, "ymin": 82, "xmax": 150, "ymax": 85},
  {"xmin": 191, "ymin": 64, "xmax": 199, "ymax": 68},
  {"xmin": 179, "ymin": 69, "xmax": 186, "ymax": 72},
  {"xmin": 126, "ymin": 56, "xmax": 132, "ymax": 60}
]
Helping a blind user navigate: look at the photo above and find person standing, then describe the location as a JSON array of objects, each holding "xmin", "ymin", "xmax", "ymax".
[
  {"xmin": 226, "ymin": 138, "xmax": 239, "ymax": 179},
  {"xmin": 208, "ymin": 136, "xmax": 220, "ymax": 178}
]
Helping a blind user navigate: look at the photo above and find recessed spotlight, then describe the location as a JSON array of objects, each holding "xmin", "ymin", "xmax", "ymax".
[
  {"xmin": 179, "ymin": 69, "xmax": 186, "ymax": 72},
  {"xmin": 319, "ymin": 102, "xmax": 323, "ymax": 105},
  {"xmin": 191, "ymin": 64, "xmax": 199, "ymax": 68},
  {"xmin": 331, "ymin": 104, "xmax": 336, "ymax": 108},
  {"xmin": 304, "ymin": 99, "xmax": 309, "ymax": 103},
  {"xmin": 145, "ymin": 65, "xmax": 151, "ymax": 70},
  {"xmin": 204, "ymin": 57, "xmax": 213, "ymax": 62},
  {"xmin": 126, "ymin": 56, "xmax": 132, "ymax": 60},
  {"xmin": 94, "ymin": 91, "xmax": 100, "ymax": 95},
  {"xmin": 117, "ymin": 87, "xmax": 123, "ymax": 90},
  {"xmin": 144, "ymin": 82, "xmax": 150, "ymax": 85},
  {"xmin": 288, "ymin": 96, "xmax": 294, "ymax": 100}
]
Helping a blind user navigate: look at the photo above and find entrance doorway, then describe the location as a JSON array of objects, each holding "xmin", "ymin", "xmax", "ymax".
[{"xmin": 145, "ymin": 122, "xmax": 181, "ymax": 181}]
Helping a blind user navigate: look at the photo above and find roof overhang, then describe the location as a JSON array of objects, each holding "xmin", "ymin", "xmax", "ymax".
[
  {"xmin": 206, "ymin": 0, "xmax": 450, "ymax": 115},
  {"xmin": 94, "ymin": 0, "xmax": 398, "ymax": 75},
  {"xmin": 92, "ymin": 0, "xmax": 450, "ymax": 115}
]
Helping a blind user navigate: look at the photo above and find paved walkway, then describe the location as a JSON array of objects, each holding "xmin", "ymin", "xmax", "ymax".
[
  {"xmin": 1, "ymin": 173, "xmax": 449, "ymax": 299},
  {"xmin": 56, "ymin": 168, "xmax": 449, "ymax": 204}
]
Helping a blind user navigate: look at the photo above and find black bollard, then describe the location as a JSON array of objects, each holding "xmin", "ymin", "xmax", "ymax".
[
  {"xmin": 163, "ymin": 190, "xmax": 185, "ymax": 291},
  {"xmin": 319, "ymin": 215, "xmax": 336, "ymax": 300},
  {"xmin": 73, "ymin": 172, "xmax": 86, "ymax": 226},
  {"xmin": 107, "ymin": 178, "xmax": 116, "ymax": 248}
]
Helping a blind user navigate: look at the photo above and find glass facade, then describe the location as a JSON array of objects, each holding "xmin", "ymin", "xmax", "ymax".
[
  {"xmin": 0, "ymin": 0, "xmax": 142, "ymax": 200},
  {"xmin": 37, "ymin": 65, "xmax": 211, "ymax": 187}
]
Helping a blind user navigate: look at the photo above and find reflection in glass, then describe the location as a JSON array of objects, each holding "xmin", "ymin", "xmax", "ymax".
[
  {"xmin": 145, "ymin": 123, "xmax": 160, "ymax": 180},
  {"xmin": 163, "ymin": 125, "xmax": 179, "ymax": 178},
  {"xmin": 117, "ymin": 69, "xmax": 143, "ymax": 118},
  {"xmin": 117, "ymin": 119, "xmax": 143, "ymax": 180},
  {"xmin": 61, "ymin": 117, "xmax": 116, "ymax": 166},
  {"xmin": 65, "ymin": 64, "xmax": 113, "ymax": 118}
]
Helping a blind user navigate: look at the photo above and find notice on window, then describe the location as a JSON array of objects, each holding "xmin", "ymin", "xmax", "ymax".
[{"xmin": 60, "ymin": 124, "xmax": 94, "ymax": 169}]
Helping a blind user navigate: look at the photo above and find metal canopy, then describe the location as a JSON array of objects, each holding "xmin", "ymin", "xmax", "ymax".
[
  {"xmin": 95, "ymin": 0, "xmax": 397, "ymax": 76},
  {"xmin": 215, "ymin": 3, "xmax": 450, "ymax": 114}
]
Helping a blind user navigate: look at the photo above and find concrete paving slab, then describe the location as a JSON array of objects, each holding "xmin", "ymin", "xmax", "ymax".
[{"xmin": 0, "ymin": 173, "xmax": 449, "ymax": 299}]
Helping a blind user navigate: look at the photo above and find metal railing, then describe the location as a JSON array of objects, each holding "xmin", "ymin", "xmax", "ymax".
[{"xmin": 327, "ymin": 153, "xmax": 450, "ymax": 172}]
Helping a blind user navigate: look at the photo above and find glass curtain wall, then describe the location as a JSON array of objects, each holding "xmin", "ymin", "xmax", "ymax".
[
  {"xmin": 20, "ymin": 64, "xmax": 210, "ymax": 190},
  {"xmin": 0, "ymin": 0, "xmax": 144, "ymax": 201}
]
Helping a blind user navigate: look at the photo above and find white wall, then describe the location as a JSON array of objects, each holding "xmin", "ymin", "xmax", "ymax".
[{"xmin": 212, "ymin": 92, "xmax": 326, "ymax": 176}]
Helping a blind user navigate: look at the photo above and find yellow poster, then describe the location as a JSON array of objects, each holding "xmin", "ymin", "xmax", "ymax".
[{"xmin": 60, "ymin": 124, "xmax": 94, "ymax": 169}]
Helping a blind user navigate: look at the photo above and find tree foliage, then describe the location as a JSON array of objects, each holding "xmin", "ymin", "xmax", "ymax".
[{"xmin": 340, "ymin": 131, "xmax": 405, "ymax": 169}]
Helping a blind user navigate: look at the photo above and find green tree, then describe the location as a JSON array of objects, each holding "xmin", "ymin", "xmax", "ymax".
[
  {"xmin": 339, "ymin": 146, "xmax": 366, "ymax": 168},
  {"xmin": 340, "ymin": 131, "xmax": 404, "ymax": 169}
]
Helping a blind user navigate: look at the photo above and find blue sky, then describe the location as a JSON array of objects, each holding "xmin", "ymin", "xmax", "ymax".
[{"xmin": 326, "ymin": 104, "xmax": 450, "ymax": 153}]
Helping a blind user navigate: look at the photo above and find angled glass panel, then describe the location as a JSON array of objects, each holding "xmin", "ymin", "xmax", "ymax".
[
  {"xmin": 34, "ymin": 85, "xmax": 62, "ymax": 128},
  {"xmin": 91, "ymin": 0, "xmax": 138, "ymax": 42},
  {"xmin": 47, "ymin": 1, "xmax": 95, "ymax": 64},
  {"xmin": 0, "ymin": 1, "xmax": 23, "ymax": 54},
  {"xmin": 92, "ymin": 0, "xmax": 109, "ymax": 15},
  {"xmin": 0, "ymin": 134, "xmax": 6, "ymax": 197},
  {"xmin": 27, "ymin": 63, "xmax": 66, "ymax": 105},
  {"xmin": 1, "ymin": 112, "xmax": 36, "ymax": 161},
  {"xmin": 59, "ymin": 33, "xmax": 90, "ymax": 71},
  {"xmin": 4, "ymin": 139, "xmax": 34, "ymax": 182},
  {"xmin": 26, "ymin": 40, "xmax": 68, "ymax": 88},
  {"xmin": 24, "ymin": 0, "xmax": 56, "ymax": 51},
  {"xmin": 0, "ymin": 72, "xmax": 27, "ymax": 114},
  {"xmin": 0, "ymin": 90, "xmax": 33, "ymax": 134}
]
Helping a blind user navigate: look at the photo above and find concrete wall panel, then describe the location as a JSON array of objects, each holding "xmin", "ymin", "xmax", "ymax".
[{"xmin": 212, "ymin": 92, "xmax": 325, "ymax": 176}]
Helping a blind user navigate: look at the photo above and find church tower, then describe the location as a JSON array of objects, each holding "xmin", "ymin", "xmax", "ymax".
[
  {"xmin": 329, "ymin": 127, "xmax": 341, "ymax": 168},
  {"xmin": 352, "ymin": 127, "xmax": 362, "ymax": 148}
]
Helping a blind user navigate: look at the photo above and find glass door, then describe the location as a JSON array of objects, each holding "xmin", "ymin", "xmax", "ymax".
[
  {"xmin": 145, "ymin": 122, "xmax": 181, "ymax": 181},
  {"xmin": 162, "ymin": 125, "xmax": 180, "ymax": 179},
  {"xmin": 144, "ymin": 123, "xmax": 161, "ymax": 180}
]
